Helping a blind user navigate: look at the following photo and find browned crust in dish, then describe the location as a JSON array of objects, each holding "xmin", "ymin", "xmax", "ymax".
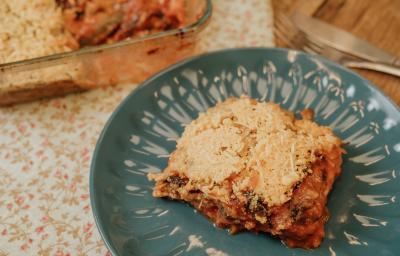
[
  {"xmin": 0, "ymin": 0, "xmax": 187, "ymax": 106},
  {"xmin": 148, "ymin": 97, "xmax": 344, "ymax": 249}
]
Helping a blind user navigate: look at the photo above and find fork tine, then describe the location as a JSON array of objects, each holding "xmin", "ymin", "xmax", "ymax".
[
  {"xmin": 302, "ymin": 37, "xmax": 323, "ymax": 54},
  {"xmin": 302, "ymin": 44, "xmax": 319, "ymax": 55},
  {"xmin": 303, "ymin": 35, "xmax": 324, "ymax": 51},
  {"xmin": 278, "ymin": 13, "xmax": 325, "ymax": 52},
  {"xmin": 275, "ymin": 13, "xmax": 365, "ymax": 64},
  {"xmin": 274, "ymin": 13, "xmax": 302, "ymax": 48},
  {"xmin": 274, "ymin": 13, "xmax": 328, "ymax": 56},
  {"xmin": 275, "ymin": 13, "xmax": 296, "ymax": 32},
  {"xmin": 276, "ymin": 14, "xmax": 300, "ymax": 38},
  {"xmin": 274, "ymin": 25, "xmax": 296, "ymax": 48},
  {"xmin": 296, "ymin": 38, "xmax": 319, "ymax": 55}
]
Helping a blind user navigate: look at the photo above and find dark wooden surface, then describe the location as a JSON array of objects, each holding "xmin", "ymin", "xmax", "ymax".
[{"xmin": 273, "ymin": 0, "xmax": 400, "ymax": 105}]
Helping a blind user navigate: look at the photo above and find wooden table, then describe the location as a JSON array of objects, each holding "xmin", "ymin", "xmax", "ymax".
[{"xmin": 273, "ymin": 0, "xmax": 400, "ymax": 105}]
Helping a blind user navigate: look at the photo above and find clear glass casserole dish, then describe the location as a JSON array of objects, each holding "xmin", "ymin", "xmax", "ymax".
[{"xmin": 0, "ymin": 0, "xmax": 211, "ymax": 105}]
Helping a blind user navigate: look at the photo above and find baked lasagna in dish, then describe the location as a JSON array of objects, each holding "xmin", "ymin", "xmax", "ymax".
[
  {"xmin": 148, "ymin": 97, "xmax": 344, "ymax": 249},
  {"xmin": 57, "ymin": 0, "xmax": 185, "ymax": 46}
]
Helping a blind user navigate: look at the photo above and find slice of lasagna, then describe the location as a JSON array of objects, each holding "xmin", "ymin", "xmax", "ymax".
[{"xmin": 148, "ymin": 97, "xmax": 344, "ymax": 249}]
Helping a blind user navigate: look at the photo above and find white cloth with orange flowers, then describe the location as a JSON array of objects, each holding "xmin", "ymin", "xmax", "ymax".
[{"xmin": 0, "ymin": 0, "xmax": 273, "ymax": 254}]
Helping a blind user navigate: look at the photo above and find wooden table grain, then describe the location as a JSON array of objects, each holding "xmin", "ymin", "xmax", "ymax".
[{"xmin": 272, "ymin": 0, "xmax": 400, "ymax": 105}]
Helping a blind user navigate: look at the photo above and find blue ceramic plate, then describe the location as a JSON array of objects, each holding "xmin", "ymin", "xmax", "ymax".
[{"xmin": 90, "ymin": 48, "xmax": 400, "ymax": 256}]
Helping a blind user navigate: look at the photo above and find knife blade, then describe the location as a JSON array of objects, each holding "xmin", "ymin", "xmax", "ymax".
[{"xmin": 291, "ymin": 12, "xmax": 399, "ymax": 65}]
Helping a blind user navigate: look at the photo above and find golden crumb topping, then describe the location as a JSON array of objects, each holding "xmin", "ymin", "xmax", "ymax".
[
  {"xmin": 0, "ymin": 0, "xmax": 78, "ymax": 64},
  {"xmin": 149, "ymin": 97, "xmax": 342, "ymax": 206}
]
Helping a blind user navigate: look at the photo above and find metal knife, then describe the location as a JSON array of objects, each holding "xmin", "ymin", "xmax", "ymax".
[{"xmin": 291, "ymin": 12, "xmax": 400, "ymax": 66}]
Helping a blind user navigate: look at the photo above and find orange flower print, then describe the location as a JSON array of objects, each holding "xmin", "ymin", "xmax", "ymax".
[{"xmin": 0, "ymin": 1, "xmax": 272, "ymax": 254}]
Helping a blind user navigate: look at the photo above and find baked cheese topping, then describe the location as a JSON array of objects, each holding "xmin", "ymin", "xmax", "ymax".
[
  {"xmin": 152, "ymin": 97, "xmax": 341, "ymax": 206},
  {"xmin": 0, "ymin": 0, "xmax": 78, "ymax": 64}
]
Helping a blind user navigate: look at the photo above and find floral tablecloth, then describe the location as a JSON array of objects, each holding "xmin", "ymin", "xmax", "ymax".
[{"xmin": 0, "ymin": 1, "xmax": 273, "ymax": 255}]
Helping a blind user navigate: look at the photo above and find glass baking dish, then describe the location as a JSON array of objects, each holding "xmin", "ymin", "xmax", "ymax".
[{"xmin": 0, "ymin": 0, "xmax": 212, "ymax": 105}]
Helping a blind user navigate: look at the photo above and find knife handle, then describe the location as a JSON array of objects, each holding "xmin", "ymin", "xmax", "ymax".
[{"xmin": 343, "ymin": 60, "xmax": 400, "ymax": 78}]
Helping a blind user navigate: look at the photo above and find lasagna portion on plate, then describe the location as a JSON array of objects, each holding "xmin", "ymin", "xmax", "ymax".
[{"xmin": 148, "ymin": 97, "xmax": 344, "ymax": 249}]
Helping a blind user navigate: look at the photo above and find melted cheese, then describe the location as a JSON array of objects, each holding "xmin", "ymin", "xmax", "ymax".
[{"xmin": 151, "ymin": 97, "xmax": 342, "ymax": 206}]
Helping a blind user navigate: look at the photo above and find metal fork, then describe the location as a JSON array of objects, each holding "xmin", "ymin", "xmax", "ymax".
[{"xmin": 274, "ymin": 13, "xmax": 400, "ymax": 78}]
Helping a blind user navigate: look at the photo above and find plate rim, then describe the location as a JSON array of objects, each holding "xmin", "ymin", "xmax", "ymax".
[{"xmin": 89, "ymin": 47, "xmax": 400, "ymax": 255}]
